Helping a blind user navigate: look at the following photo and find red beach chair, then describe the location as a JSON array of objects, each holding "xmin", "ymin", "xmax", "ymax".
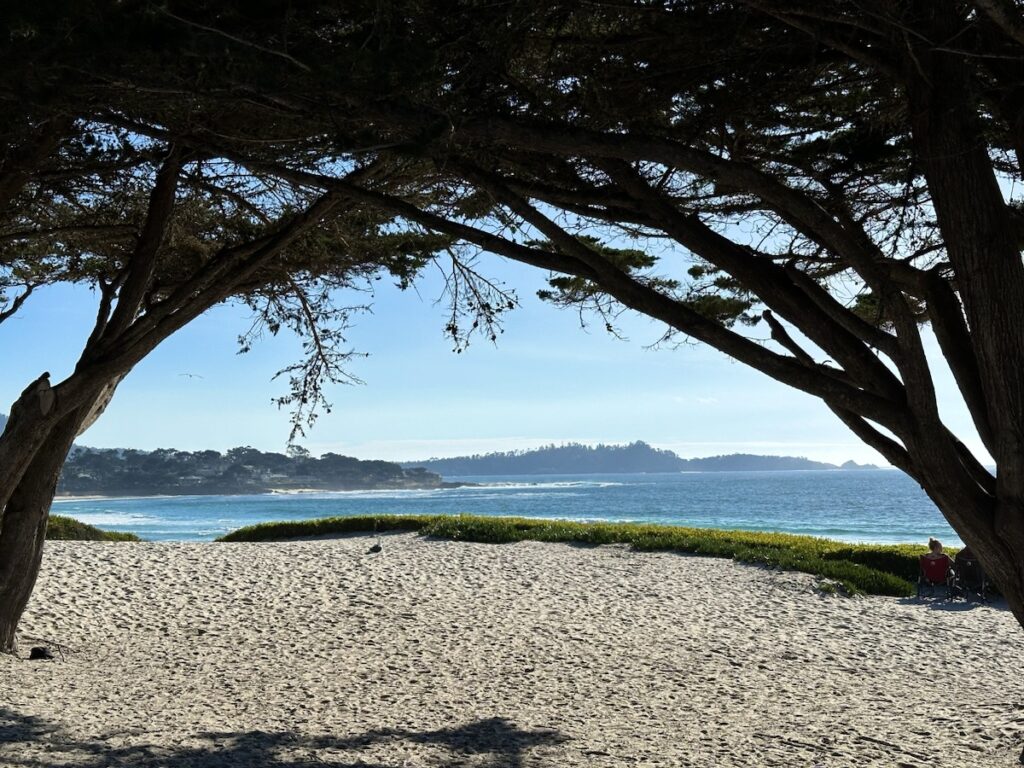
[{"xmin": 917, "ymin": 554, "xmax": 954, "ymax": 598}]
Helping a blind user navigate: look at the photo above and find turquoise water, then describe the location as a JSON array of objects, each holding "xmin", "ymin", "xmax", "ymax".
[{"xmin": 51, "ymin": 469, "xmax": 961, "ymax": 546}]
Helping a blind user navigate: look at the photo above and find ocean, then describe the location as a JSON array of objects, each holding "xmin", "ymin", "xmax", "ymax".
[{"xmin": 51, "ymin": 469, "xmax": 961, "ymax": 546}]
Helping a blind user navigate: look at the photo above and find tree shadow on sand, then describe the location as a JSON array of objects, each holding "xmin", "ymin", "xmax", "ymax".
[
  {"xmin": 0, "ymin": 707, "xmax": 568, "ymax": 768},
  {"xmin": 899, "ymin": 594, "xmax": 1009, "ymax": 613}
]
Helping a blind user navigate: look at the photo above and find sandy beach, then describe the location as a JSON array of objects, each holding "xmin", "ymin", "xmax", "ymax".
[{"xmin": 2, "ymin": 534, "xmax": 1022, "ymax": 767}]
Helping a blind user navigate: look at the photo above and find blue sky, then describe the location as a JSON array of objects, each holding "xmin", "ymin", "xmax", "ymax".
[{"xmin": 0, "ymin": 255, "xmax": 981, "ymax": 464}]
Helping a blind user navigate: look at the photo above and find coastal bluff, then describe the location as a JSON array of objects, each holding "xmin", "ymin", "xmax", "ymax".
[
  {"xmin": 404, "ymin": 441, "xmax": 878, "ymax": 476},
  {"xmin": 56, "ymin": 446, "xmax": 443, "ymax": 497}
]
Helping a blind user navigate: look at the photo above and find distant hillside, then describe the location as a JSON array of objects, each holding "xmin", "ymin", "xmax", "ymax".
[
  {"xmin": 404, "ymin": 441, "xmax": 878, "ymax": 476},
  {"xmin": 407, "ymin": 441, "xmax": 685, "ymax": 475},
  {"xmin": 58, "ymin": 446, "xmax": 444, "ymax": 496},
  {"xmin": 682, "ymin": 453, "xmax": 836, "ymax": 471},
  {"xmin": 0, "ymin": 413, "xmax": 445, "ymax": 495},
  {"xmin": 1, "ymin": 414, "xmax": 878, "ymax": 489}
]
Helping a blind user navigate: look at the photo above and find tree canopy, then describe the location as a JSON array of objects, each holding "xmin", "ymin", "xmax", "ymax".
[{"xmin": 4, "ymin": 1, "xmax": 1024, "ymax": 645}]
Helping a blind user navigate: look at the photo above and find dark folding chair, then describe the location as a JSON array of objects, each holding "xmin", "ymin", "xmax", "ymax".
[{"xmin": 953, "ymin": 549, "xmax": 990, "ymax": 603}]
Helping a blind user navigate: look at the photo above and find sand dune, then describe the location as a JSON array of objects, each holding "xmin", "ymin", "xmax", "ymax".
[{"xmin": 2, "ymin": 534, "xmax": 1022, "ymax": 766}]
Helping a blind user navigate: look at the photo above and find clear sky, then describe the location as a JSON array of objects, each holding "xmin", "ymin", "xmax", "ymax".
[{"xmin": 0, "ymin": 254, "xmax": 982, "ymax": 465}]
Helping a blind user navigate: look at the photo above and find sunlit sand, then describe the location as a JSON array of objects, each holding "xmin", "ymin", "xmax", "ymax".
[{"xmin": 2, "ymin": 534, "xmax": 1021, "ymax": 766}]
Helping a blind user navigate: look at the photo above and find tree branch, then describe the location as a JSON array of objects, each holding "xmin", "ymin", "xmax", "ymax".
[
  {"xmin": 0, "ymin": 285, "xmax": 34, "ymax": 325},
  {"xmin": 924, "ymin": 268, "xmax": 997, "ymax": 456},
  {"xmin": 98, "ymin": 146, "xmax": 185, "ymax": 342},
  {"xmin": 743, "ymin": 1, "xmax": 901, "ymax": 78},
  {"xmin": 761, "ymin": 309, "xmax": 817, "ymax": 364},
  {"xmin": 434, "ymin": 163, "xmax": 910, "ymax": 428},
  {"xmin": 156, "ymin": 8, "xmax": 312, "ymax": 72},
  {"xmin": 0, "ymin": 223, "xmax": 137, "ymax": 243},
  {"xmin": 0, "ymin": 117, "xmax": 71, "ymax": 215},
  {"xmin": 113, "ymin": 192, "xmax": 346, "ymax": 367},
  {"xmin": 451, "ymin": 117, "xmax": 900, "ymax": 294},
  {"xmin": 975, "ymin": 0, "xmax": 1024, "ymax": 48},
  {"xmin": 597, "ymin": 158, "xmax": 906, "ymax": 400},
  {"xmin": 828, "ymin": 407, "xmax": 919, "ymax": 481},
  {"xmin": 81, "ymin": 274, "xmax": 127, "ymax": 357},
  {"xmin": 781, "ymin": 262, "xmax": 900, "ymax": 357}
]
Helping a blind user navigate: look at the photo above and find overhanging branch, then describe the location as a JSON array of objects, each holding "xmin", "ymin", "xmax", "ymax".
[
  {"xmin": 0, "ymin": 285, "xmax": 34, "ymax": 325},
  {"xmin": 99, "ymin": 146, "xmax": 185, "ymax": 342},
  {"xmin": 598, "ymin": 158, "xmax": 906, "ymax": 401}
]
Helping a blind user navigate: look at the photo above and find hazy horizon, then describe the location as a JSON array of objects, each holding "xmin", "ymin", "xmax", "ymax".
[
  {"xmin": 0, "ymin": 256, "xmax": 986, "ymax": 468},
  {"xmin": 63, "ymin": 433, "xmax": 888, "ymax": 465}
]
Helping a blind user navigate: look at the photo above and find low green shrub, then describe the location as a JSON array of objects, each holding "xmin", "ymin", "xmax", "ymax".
[
  {"xmin": 819, "ymin": 544, "xmax": 926, "ymax": 583},
  {"xmin": 219, "ymin": 514, "xmax": 924, "ymax": 597},
  {"xmin": 217, "ymin": 514, "xmax": 432, "ymax": 542},
  {"xmin": 46, "ymin": 515, "xmax": 141, "ymax": 541}
]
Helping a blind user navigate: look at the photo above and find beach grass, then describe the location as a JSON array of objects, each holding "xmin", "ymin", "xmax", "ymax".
[
  {"xmin": 46, "ymin": 515, "xmax": 141, "ymax": 541},
  {"xmin": 218, "ymin": 514, "xmax": 928, "ymax": 597}
]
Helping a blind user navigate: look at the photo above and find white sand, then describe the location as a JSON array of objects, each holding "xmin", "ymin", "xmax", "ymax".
[{"xmin": 2, "ymin": 534, "xmax": 1022, "ymax": 767}]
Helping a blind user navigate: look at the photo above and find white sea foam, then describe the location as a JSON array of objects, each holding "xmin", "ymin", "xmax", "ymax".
[
  {"xmin": 268, "ymin": 488, "xmax": 443, "ymax": 500},
  {"xmin": 466, "ymin": 480, "xmax": 624, "ymax": 491},
  {"xmin": 456, "ymin": 492, "xmax": 586, "ymax": 501},
  {"xmin": 69, "ymin": 513, "xmax": 156, "ymax": 526},
  {"xmin": 53, "ymin": 495, "xmax": 162, "ymax": 503}
]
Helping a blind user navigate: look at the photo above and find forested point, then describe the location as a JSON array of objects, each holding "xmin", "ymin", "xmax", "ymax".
[
  {"xmin": 58, "ymin": 446, "xmax": 442, "ymax": 496},
  {"xmin": 406, "ymin": 441, "xmax": 878, "ymax": 475}
]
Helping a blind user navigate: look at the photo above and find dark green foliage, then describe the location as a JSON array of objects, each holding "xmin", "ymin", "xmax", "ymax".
[
  {"xmin": 218, "ymin": 514, "xmax": 923, "ymax": 597},
  {"xmin": 58, "ymin": 446, "xmax": 441, "ymax": 496},
  {"xmin": 218, "ymin": 515, "xmax": 434, "ymax": 542},
  {"xmin": 850, "ymin": 292, "xmax": 929, "ymax": 332},
  {"xmin": 45, "ymin": 515, "xmax": 139, "ymax": 541},
  {"xmin": 536, "ymin": 236, "xmax": 676, "ymax": 311},
  {"xmin": 407, "ymin": 442, "xmax": 853, "ymax": 475},
  {"xmin": 821, "ymin": 545, "xmax": 926, "ymax": 584},
  {"xmin": 410, "ymin": 441, "xmax": 685, "ymax": 475}
]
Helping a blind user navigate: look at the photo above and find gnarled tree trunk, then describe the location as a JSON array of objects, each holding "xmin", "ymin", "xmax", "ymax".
[
  {"xmin": 0, "ymin": 364, "xmax": 124, "ymax": 654},
  {"xmin": 0, "ymin": 411, "xmax": 86, "ymax": 653}
]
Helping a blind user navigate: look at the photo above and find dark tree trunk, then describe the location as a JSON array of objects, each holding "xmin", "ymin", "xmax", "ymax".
[
  {"xmin": 898, "ymin": 4, "xmax": 1024, "ymax": 629},
  {"xmin": 0, "ymin": 412, "xmax": 84, "ymax": 653},
  {"xmin": 0, "ymin": 367, "xmax": 122, "ymax": 654}
]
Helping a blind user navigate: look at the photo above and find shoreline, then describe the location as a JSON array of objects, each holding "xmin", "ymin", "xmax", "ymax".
[
  {"xmin": 3, "ymin": 535, "xmax": 1021, "ymax": 766},
  {"xmin": 52, "ymin": 485, "xmax": 449, "ymax": 501},
  {"xmin": 51, "ymin": 466, "xmax": 907, "ymax": 502},
  {"xmin": 49, "ymin": 471, "xmax": 964, "ymax": 550}
]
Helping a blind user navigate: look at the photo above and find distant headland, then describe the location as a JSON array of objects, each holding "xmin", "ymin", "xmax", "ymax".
[
  {"xmin": 403, "ymin": 441, "xmax": 879, "ymax": 476},
  {"xmin": 0, "ymin": 412, "xmax": 880, "ymax": 495},
  {"xmin": 55, "ymin": 446, "xmax": 446, "ymax": 497},
  {"xmin": 0, "ymin": 413, "xmax": 447, "ymax": 496}
]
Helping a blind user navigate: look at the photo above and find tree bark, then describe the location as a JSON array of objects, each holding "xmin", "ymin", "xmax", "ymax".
[
  {"xmin": 897, "ymin": 3, "xmax": 1024, "ymax": 628},
  {"xmin": 0, "ymin": 411, "xmax": 84, "ymax": 654}
]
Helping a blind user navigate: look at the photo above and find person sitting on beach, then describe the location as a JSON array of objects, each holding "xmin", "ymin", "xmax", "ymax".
[
  {"xmin": 924, "ymin": 537, "xmax": 946, "ymax": 559},
  {"xmin": 918, "ymin": 536, "xmax": 955, "ymax": 595}
]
